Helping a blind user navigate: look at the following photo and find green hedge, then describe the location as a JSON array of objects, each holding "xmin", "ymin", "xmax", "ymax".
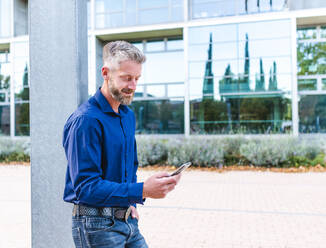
[
  {"xmin": 136, "ymin": 136, "xmax": 326, "ymax": 168},
  {"xmin": 0, "ymin": 138, "xmax": 30, "ymax": 162}
]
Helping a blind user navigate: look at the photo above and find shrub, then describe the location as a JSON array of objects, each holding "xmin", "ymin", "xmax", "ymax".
[
  {"xmin": 0, "ymin": 138, "xmax": 30, "ymax": 162},
  {"xmin": 239, "ymin": 137, "xmax": 325, "ymax": 167},
  {"xmin": 1, "ymin": 135, "xmax": 325, "ymax": 168},
  {"xmin": 136, "ymin": 137, "xmax": 167, "ymax": 166},
  {"xmin": 167, "ymin": 138, "xmax": 224, "ymax": 167},
  {"xmin": 311, "ymin": 153, "xmax": 326, "ymax": 167},
  {"xmin": 220, "ymin": 136, "xmax": 248, "ymax": 165},
  {"xmin": 239, "ymin": 138, "xmax": 293, "ymax": 166}
]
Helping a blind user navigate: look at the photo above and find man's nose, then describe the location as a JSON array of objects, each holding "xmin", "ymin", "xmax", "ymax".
[{"xmin": 128, "ymin": 79, "xmax": 137, "ymax": 90}]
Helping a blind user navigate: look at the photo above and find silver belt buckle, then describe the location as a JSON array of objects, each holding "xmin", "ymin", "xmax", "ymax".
[{"xmin": 125, "ymin": 206, "xmax": 132, "ymax": 222}]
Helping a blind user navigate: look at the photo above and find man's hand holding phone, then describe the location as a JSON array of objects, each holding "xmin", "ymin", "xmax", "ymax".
[
  {"xmin": 169, "ymin": 162, "xmax": 191, "ymax": 176},
  {"xmin": 142, "ymin": 162, "xmax": 191, "ymax": 199}
]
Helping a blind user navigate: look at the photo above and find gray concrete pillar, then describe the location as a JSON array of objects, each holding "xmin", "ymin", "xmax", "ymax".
[{"xmin": 29, "ymin": 0, "xmax": 88, "ymax": 247}]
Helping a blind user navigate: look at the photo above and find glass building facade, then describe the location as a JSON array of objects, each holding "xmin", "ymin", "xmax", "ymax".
[
  {"xmin": 188, "ymin": 20, "xmax": 292, "ymax": 134},
  {"xmin": 1, "ymin": 0, "xmax": 326, "ymax": 136},
  {"xmin": 191, "ymin": 0, "xmax": 286, "ymax": 19},
  {"xmin": 95, "ymin": 0, "xmax": 183, "ymax": 29},
  {"xmin": 297, "ymin": 26, "xmax": 326, "ymax": 133},
  {"xmin": 130, "ymin": 38, "xmax": 184, "ymax": 134}
]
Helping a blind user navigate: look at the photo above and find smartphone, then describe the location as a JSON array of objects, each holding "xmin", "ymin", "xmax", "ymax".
[{"xmin": 170, "ymin": 162, "xmax": 191, "ymax": 176}]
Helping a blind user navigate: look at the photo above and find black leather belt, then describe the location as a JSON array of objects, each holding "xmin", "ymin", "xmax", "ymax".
[{"xmin": 73, "ymin": 205, "xmax": 132, "ymax": 222}]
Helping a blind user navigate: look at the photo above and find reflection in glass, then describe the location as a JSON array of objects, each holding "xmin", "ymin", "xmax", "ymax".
[
  {"xmin": 15, "ymin": 103, "xmax": 29, "ymax": 136},
  {"xmin": 125, "ymin": 11, "xmax": 137, "ymax": 26},
  {"xmin": 0, "ymin": 55, "xmax": 10, "ymax": 96},
  {"xmin": 297, "ymin": 42, "xmax": 326, "ymax": 75},
  {"xmin": 238, "ymin": 39, "xmax": 291, "ymax": 58},
  {"xmin": 321, "ymin": 26, "xmax": 326, "ymax": 39},
  {"xmin": 146, "ymin": 40, "xmax": 165, "ymax": 52},
  {"xmin": 191, "ymin": 0, "xmax": 286, "ymax": 19},
  {"xmin": 95, "ymin": 0, "xmax": 183, "ymax": 28},
  {"xmin": 192, "ymin": 1, "xmax": 236, "ymax": 19},
  {"xmin": 297, "ymin": 27, "xmax": 317, "ymax": 40},
  {"xmin": 109, "ymin": 13, "xmax": 123, "ymax": 28},
  {"xmin": 188, "ymin": 24, "xmax": 237, "ymax": 44},
  {"xmin": 12, "ymin": 42, "xmax": 29, "ymax": 57},
  {"xmin": 0, "ymin": 105, "xmax": 10, "ymax": 135},
  {"xmin": 239, "ymin": 57, "xmax": 292, "ymax": 75},
  {"xmin": 189, "ymin": 60, "xmax": 238, "ymax": 78},
  {"xmin": 0, "ymin": 50, "xmax": 10, "ymax": 135},
  {"xmin": 144, "ymin": 50, "xmax": 184, "ymax": 83},
  {"xmin": 167, "ymin": 39, "xmax": 183, "ymax": 50},
  {"xmin": 189, "ymin": 42, "xmax": 238, "ymax": 61},
  {"xmin": 189, "ymin": 22, "xmax": 292, "ymax": 95},
  {"xmin": 14, "ymin": 0, "xmax": 28, "ymax": 36},
  {"xmin": 299, "ymin": 95, "xmax": 326, "ymax": 133},
  {"xmin": 322, "ymin": 79, "xmax": 326, "ymax": 90},
  {"xmin": 95, "ymin": 14, "xmax": 106, "ymax": 29},
  {"xmin": 190, "ymin": 95, "xmax": 292, "ymax": 134},
  {"xmin": 0, "ymin": 0, "xmax": 11, "ymax": 37},
  {"xmin": 168, "ymin": 84, "xmax": 184, "ymax": 97},
  {"xmin": 130, "ymin": 99, "xmax": 184, "ymax": 134},
  {"xmin": 15, "ymin": 64, "xmax": 29, "ymax": 101},
  {"xmin": 135, "ymin": 85, "xmax": 144, "ymax": 95},
  {"xmin": 298, "ymin": 79, "xmax": 317, "ymax": 91},
  {"xmin": 171, "ymin": 5, "xmax": 183, "ymax": 21},
  {"xmin": 96, "ymin": 0, "xmax": 123, "ymax": 12},
  {"xmin": 146, "ymin": 85, "xmax": 165, "ymax": 98},
  {"xmin": 139, "ymin": 8, "xmax": 169, "ymax": 25},
  {"xmin": 0, "ymin": 51, "xmax": 10, "ymax": 136},
  {"xmin": 132, "ymin": 42, "xmax": 143, "ymax": 51},
  {"xmin": 126, "ymin": 0, "xmax": 137, "ymax": 9},
  {"xmin": 139, "ymin": 0, "xmax": 167, "ymax": 8},
  {"xmin": 239, "ymin": 20, "xmax": 291, "ymax": 40}
]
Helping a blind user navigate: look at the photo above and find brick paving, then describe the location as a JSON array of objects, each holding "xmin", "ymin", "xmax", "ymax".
[
  {"xmin": 137, "ymin": 170, "xmax": 326, "ymax": 248},
  {"xmin": 1, "ymin": 166, "xmax": 326, "ymax": 248}
]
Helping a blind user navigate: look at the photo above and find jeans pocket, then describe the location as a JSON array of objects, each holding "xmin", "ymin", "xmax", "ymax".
[
  {"xmin": 72, "ymin": 227, "xmax": 83, "ymax": 248},
  {"xmin": 84, "ymin": 217, "xmax": 121, "ymax": 247},
  {"xmin": 85, "ymin": 216, "xmax": 115, "ymax": 234}
]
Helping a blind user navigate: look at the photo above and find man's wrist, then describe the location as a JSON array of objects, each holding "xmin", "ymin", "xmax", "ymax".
[{"xmin": 142, "ymin": 181, "xmax": 148, "ymax": 199}]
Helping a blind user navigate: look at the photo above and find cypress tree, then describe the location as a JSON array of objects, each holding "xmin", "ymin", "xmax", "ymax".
[
  {"xmin": 242, "ymin": 33, "xmax": 250, "ymax": 92},
  {"xmin": 255, "ymin": 58, "xmax": 265, "ymax": 91},
  {"xmin": 202, "ymin": 32, "xmax": 214, "ymax": 99}
]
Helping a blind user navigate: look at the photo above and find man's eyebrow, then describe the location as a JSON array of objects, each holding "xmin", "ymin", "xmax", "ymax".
[{"xmin": 120, "ymin": 74, "xmax": 141, "ymax": 78}]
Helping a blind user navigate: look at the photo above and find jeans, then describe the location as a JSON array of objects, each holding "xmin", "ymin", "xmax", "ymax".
[{"xmin": 72, "ymin": 215, "xmax": 148, "ymax": 248}]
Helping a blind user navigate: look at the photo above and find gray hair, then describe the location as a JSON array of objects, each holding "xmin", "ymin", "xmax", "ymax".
[{"xmin": 102, "ymin": 40, "xmax": 146, "ymax": 70}]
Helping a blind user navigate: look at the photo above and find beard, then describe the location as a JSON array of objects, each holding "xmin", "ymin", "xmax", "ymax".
[{"xmin": 108, "ymin": 79, "xmax": 135, "ymax": 105}]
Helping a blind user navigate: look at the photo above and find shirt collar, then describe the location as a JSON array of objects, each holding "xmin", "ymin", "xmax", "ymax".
[{"xmin": 94, "ymin": 88, "xmax": 128, "ymax": 116}]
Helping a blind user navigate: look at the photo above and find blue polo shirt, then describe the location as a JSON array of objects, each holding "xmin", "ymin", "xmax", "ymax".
[{"xmin": 63, "ymin": 88, "xmax": 144, "ymax": 207}]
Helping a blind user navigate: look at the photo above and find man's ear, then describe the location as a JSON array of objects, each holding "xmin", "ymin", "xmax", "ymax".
[{"xmin": 101, "ymin": 66, "xmax": 110, "ymax": 80}]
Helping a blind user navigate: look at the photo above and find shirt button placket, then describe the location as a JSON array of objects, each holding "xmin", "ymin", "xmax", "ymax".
[{"xmin": 120, "ymin": 117, "xmax": 128, "ymax": 183}]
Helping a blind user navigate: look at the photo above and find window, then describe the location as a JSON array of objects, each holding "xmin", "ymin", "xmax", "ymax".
[
  {"xmin": 14, "ymin": 0, "xmax": 28, "ymax": 36},
  {"xmin": 0, "ymin": 0, "xmax": 12, "ymax": 37},
  {"xmin": 191, "ymin": 0, "xmax": 287, "ymax": 20},
  {"xmin": 188, "ymin": 19, "xmax": 292, "ymax": 134},
  {"xmin": 0, "ymin": 50, "xmax": 10, "ymax": 135},
  {"xmin": 130, "ymin": 38, "xmax": 185, "ymax": 134},
  {"xmin": 95, "ymin": 0, "xmax": 183, "ymax": 29},
  {"xmin": 299, "ymin": 95, "xmax": 326, "ymax": 133},
  {"xmin": 297, "ymin": 26, "xmax": 326, "ymax": 133},
  {"xmin": 12, "ymin": 42, "xmax": 29, "ymax": 136}
]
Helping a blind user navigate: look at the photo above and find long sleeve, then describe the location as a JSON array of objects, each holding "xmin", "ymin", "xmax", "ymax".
[{"xmin": 64, "ymin": 115, "xmax": 144, "ymax": 207}]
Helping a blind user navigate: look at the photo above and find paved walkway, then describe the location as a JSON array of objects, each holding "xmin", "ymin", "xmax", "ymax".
[{"xmin": 1, "ymin": 166, "xmax": 326, "ymax": 248}]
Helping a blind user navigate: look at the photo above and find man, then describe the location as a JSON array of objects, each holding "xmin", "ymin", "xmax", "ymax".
[{"xmin": 63, "ymin": 41, "xmax": 181, "ymax": 248}]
